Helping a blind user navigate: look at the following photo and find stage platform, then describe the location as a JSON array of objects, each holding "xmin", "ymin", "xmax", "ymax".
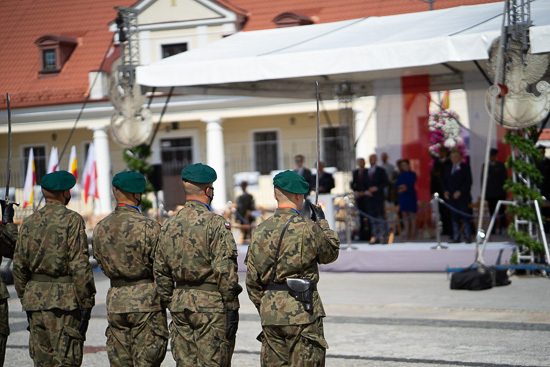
[{"xmin": 237, "ymin": 241, "xmax": 516, "ymax": 273}]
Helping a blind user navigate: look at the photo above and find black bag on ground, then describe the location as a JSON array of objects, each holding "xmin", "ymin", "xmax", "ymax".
[
  {"xmin": 450, "ymin": 266, "xmax": 495, "ymax": 290},
  {"xmin": 491, "ymin": 267, "xmax": 511, "ymax": 286}
]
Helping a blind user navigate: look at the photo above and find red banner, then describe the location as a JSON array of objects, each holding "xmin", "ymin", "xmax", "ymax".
[{"xmin": 401, "ymin": 75, "xmax": 431, "ymax": 204}]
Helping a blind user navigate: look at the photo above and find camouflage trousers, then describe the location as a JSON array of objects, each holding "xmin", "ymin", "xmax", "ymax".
[
  {"xmin": 0, "ymin": 298, "xmax": 9, "ymax": 367},
  {"xmin": 28, "ymin": 309, "xmax": 83, "ymax": 367},
  {"xmin": 106, "ymin": 310, "xmax": 169, "ymax": 367},
  {"xmin": 258, "ymin": 318, "xmax": 328, "ymax": 367},
  {"xmin": 170, "ymin": 310, "xmax": 235, "ymax": 367}
]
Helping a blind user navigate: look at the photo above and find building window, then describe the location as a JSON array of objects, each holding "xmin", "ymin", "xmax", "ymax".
[
  {"xmin": 160, "ymin": 137, "xmax": 193, "ymax": 175},
  {"xmin": 253, "ymin": 131, "xmax": 278, "ymax": 174},
  {"xmin": 160, "ymin": 137, "xmax": 194, "ymax": 210},
  {"xmin": 23, "ymin": 146, "xmax": 46, "ymax": 185},
  {"xmin": 323, "ymin": 126, "xmax": 351, "ymax": 171},
  {"xmin": 162, "ymin": 43, "xmax": 188, "ymax": 58},
  {"xmin": 43, "ymin": 49, "xmax": 57, "ymax": 70},
  {"xmin": 272, "ymin": 12, "xmax": 314, "ymax": 28},
  {"xmin": 35, "ymin": 35, "xmax": 77, "ymax": 74}
]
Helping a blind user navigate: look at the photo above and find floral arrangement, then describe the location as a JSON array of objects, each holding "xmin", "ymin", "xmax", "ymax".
[{"xmin": 428, "ymin": 110, "xmax": 466, "ymax": 159}]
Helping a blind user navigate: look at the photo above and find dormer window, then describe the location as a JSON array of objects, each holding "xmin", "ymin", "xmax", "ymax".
[
  {"xmin": 35, "ymin": 35, "xmax": 78, "ymax": 74},
  {"xmin": 272, "ymin": 12, "xmax": 314, "ymax": 28},
  {"xmin": 43, "ymin": 49, "xmax": 57, "ymax": 71}
]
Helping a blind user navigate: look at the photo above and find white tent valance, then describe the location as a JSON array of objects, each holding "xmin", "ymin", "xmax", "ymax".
[{"xmin": 137, "ymin": 0, "xmax": 550, "ymax": 94}]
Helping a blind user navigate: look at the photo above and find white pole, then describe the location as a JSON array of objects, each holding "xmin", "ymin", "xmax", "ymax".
[
  {"xmin": 91, "ymin": 126, "xmax": 113, "ymax": 214},
  {"xmin": 202, "ymin": 117, "xmax": 227, "ymax": 212}
]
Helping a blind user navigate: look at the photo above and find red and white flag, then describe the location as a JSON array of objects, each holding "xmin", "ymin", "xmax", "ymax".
[
  {"xmin": 82, "ymin": 143, "xmax": 98, "ymax": 204},
  {"xmin": 23, "ymin": 148, "xmax": 36, "ymax": 208},
  {"xmin": 47, "ymin": 146, "xmax": 59, "ymax": 173},
  {"xmin": 68, "ymin": 145, "xmax": 78, "ymax": 180}
]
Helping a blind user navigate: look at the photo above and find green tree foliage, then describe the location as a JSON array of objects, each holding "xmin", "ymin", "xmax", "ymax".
[
  {"xmin": 122, "ymin": 143, "xmax": 154, "ymax": 212},
  {"xmin": 503, "ymin": 127, "xmax": 545, "ymax": 255}
]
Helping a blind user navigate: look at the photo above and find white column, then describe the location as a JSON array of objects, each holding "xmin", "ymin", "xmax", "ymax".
[
  {"xmin": 373, "ymin": 78, "xmax": 402, "ymax": 162},
  {"xmin": 91, "ymin": 126, "xmax": 113, "ymax": 214},
  {"xmin": 354, "ymin": 106, "xmax": 366, "ymax": 159},
  {"xmin": 464, "ymin": 71, "xmax": 495, "ymax": 202},
  {"xmin": 202, "ymin": 117, "xmax": 227, "ymax": 212},
  {"xmin": 354, "ymin": 96, "xmax": 378, "ymax": 161}
]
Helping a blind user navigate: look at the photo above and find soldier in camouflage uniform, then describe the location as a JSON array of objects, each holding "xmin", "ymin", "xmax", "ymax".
[
  {"xmin": 92, "ymin": 171, "xmax": 168, "ymax": 366},
  {"xmin": 0, "ymin": 201, "xmax": 17, "ymax": 366},
  {"xmin": 154, "ymin": 163, "xmax": 242, "ymax": 366},
  {"xmin": 13, "ymin": 171, "xmax": 96, "ymax": 367},
  {"xmin": 246, "ymin": 170, "xmax": 340, "ymax": 366}
]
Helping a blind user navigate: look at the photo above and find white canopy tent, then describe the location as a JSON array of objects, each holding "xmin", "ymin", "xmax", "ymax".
[
  {"xmin": 136, "ymin": 0, "xmax": 550, "ymax": 211},
  {"xmin": 137, "ymin": 0, "xmax": 550, "ymax": 98}
]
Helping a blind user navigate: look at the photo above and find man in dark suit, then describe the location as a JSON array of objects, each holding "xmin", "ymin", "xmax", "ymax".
[
  {"xmin": 351, "ymin": 158, "xmax": 370, "ymax": 241},
  {"xmin": 481, "ymin": 148, "xmax": 508, "ymax": 234},
  {"xmin": 314, "ymin": 161, "xmax": 335, "ymax": 194},
  {"xmin": 443, "ymin": 149, "xmax": 473, "ymax": 243},
  {"xmin": 431, "ymin": 146, "xmax": 453, "ymax": 235},
  {"xmin": 353, "ymin": 155, "xmax": 389, "ymax": 243}
]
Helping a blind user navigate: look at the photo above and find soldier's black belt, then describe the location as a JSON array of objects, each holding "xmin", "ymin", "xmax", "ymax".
[
  {"xmin": 110, "ymin": 278, "xmax": 153, "ymax": 287},
  {"xmin": 175, "ymin": 281, "xmax": 218, "ymax": 292},
  {"xmin": 31, "ymin": 274, "xmax": 73, "ymax": 283},
  {"xmin": 265, "ymin": 283, "xmax": 317, "ymax": 291}
]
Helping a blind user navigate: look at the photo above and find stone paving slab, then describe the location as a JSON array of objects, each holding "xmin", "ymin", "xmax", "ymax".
[{"xmin": 5, "ymin": 271, "xmax": 549, "ymax": 366}]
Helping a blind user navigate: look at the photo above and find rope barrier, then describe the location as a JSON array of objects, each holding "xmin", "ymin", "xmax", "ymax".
[
  {"xmin": 436, "ymin": 197, "xmax": 506, "ymax": 220},
  {"xmin": 347, "ymin": 196, "xmax": 508, "ymax": 225},
  {"xmin": 351, "ymin": 200, "xmax": 433, "ymax": 224}
]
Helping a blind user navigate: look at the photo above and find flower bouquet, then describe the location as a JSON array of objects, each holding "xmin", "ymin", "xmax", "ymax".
[{"xmin": 428, "ymin": 110, "xmax": 466, "ymax": 160}]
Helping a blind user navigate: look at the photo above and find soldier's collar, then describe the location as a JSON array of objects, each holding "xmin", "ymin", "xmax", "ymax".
[
  {"xmin": 277, "ymin": 207, "xmax": 300, "ymax": 216},
  {"xmin": 117, "ymin": 203, "xmax": 141, "ymax": 213},
  {"xmin": 188, "ymin": 200, "xmax": 212, "ymax": 211}
]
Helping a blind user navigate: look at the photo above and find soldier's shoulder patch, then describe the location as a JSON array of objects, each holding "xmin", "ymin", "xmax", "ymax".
[{"xmin": 224, "ymin": 222, "xmax": 231, "ymax": 229}]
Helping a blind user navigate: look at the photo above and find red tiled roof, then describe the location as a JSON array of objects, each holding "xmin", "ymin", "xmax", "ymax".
[
  {"xmin": 224, "ymin": 0, "xmax": 503, "ymax": 31},
  {"xmin": 1, "ymin": 0, "xmax": 502, "ymax": 109},
  {"xmin": 0, "ymin": 0, "xmax": 136, "ymax": 109},
  {"xmin": 540, "ymin": 128, "xmax": 550, "ymax": 141}
]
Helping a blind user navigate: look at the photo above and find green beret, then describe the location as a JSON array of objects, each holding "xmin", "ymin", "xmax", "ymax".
[
  {"xmin": 41, "ymin": 170, "xmax": 76, "ymax": 191},
  {"xmin": 181, "ymin": 163, "xmax": 217, "ymax": 184},
  {"xmin": 273, "ymin": 170, "xmax": 310, "ymax": 195},
  {"xmin": 112, "ymin": 171, "xmax": 146, "ymax": 193}
]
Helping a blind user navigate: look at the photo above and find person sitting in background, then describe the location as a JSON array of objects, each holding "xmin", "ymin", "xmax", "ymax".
[{"xmin": 396, "ymin": 159, "xmax": 418, "ymax": 241}]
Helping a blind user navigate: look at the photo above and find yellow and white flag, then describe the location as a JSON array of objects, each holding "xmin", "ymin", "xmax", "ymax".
[
  {"xmin": 23, "ymin": 148, "xmax": 36, "ymax": 208},
  {"xmin": 68, "ymin": 145, "xmax": 78, "ymax": 180}
]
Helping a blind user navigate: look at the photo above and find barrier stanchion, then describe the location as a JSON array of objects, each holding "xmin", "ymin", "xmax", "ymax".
[{"xmin": 431, "ymin": 193, "xmax": 448, "ymax": 250}]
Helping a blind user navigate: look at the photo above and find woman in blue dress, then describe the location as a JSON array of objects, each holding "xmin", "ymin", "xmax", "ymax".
[{"xmin": 396, "ymin": 159, "xmax": 417, "ymax": 240}]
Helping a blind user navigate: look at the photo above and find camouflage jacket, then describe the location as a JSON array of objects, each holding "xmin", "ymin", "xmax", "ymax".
[
  {"xmin": 13, "ymin": 202, "xmax": 96, "ymax": 311},
  {"xmin": 0, "ymin": 223, "xmax": 16, "ymax": 299},
  {"xmin": 93, "ymin": 205, "xmax": 162, "ymax": 314},
  {"xmin": 154, "ymin": 201, "xmax": 242, "ymax": 313},
  {"xmin": 246, "ymin": 208, "xmax": 340, "ymax": 326}
]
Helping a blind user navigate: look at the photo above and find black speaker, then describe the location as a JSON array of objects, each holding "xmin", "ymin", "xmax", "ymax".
[{"xmin": 149, "ymin": 164, "xmax": 163, "ymax": 192}]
